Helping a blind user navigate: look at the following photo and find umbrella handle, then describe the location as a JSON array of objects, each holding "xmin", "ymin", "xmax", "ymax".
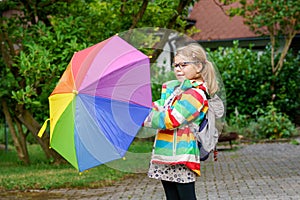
[{"xmin": 38, "ymin": 118, "xmax": 50, "ymax": 138}]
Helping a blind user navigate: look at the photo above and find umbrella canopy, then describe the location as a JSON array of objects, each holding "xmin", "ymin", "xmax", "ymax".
[{"xmin": 40, "ymin": 35, "xmax": 152, "ymax": 172}]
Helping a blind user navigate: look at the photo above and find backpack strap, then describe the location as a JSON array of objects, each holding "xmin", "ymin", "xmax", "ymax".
[{"xmin": 202, "ymin": 90, "xmax": 211, "ymax": 100}]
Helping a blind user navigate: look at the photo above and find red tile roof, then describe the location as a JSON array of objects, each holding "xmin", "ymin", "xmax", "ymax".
[{"xmin": 189, "ymin": 0, "xmax": 258, "ymax": 41}]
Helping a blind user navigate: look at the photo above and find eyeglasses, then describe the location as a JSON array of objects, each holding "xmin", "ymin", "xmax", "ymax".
[{"xmin": 172, "ymin": 61, "xmax": 199, "ymax": 70}]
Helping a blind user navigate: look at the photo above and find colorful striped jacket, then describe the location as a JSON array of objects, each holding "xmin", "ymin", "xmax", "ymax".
[{"xmin": 144, "ymin": 79, "xmax": 209, "ymax": 176}]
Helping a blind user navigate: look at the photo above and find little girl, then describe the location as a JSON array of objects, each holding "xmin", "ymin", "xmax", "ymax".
[{"xmin": 143, "ymin": 43, "xmax": 219, "ymax": 200}]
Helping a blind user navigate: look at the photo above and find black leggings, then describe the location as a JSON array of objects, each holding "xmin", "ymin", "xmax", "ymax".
[{"xmin": 161, "ymin": 180, "xmax": 197, "ymax": 200}]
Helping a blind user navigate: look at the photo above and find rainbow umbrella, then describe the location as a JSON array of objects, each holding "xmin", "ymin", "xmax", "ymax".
[{"xmin": 38, "ymin": 35, "xmax": 152, "ymax": 172}]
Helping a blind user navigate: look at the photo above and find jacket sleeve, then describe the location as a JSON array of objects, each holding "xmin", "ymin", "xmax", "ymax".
[{"xmin": 143, "ymin": 88, "xmax": 207, "ymax": 130}]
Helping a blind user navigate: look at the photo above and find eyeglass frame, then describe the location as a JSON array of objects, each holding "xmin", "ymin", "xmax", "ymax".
[{"xmin": 172, "ymin": 61, "xmax": 200, "ymax": 70}]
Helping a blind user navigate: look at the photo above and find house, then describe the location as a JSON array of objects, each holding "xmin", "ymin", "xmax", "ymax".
[{"xmin": 188, "ymin": 0, "xmax": 300, "ymax": 52}]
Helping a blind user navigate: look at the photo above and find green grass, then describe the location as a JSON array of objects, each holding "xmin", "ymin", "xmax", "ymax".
[
  {"xmin": 290, "ymin": 139, "xmax": 300, "ymax": 145},
  {"xmin": 0, "ymin": 139, "xmax": 153, "ymax": 191}
]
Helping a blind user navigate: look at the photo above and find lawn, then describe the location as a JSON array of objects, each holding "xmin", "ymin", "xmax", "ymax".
[{"xmin": 0, "ymin": 139, "xmax": 153, "ymax": 191}]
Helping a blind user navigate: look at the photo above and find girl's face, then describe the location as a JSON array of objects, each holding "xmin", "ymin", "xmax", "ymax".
[{"xmin": 173, "ymin": 56, "xmax": 202, "ymax": 82}]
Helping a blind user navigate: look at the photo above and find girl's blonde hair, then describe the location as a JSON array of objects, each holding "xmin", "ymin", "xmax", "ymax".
[{"xmin": 175, "ymin": 43, "xmax": 219, "ymax": 95}]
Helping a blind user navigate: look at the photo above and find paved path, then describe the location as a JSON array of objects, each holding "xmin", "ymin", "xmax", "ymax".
[{"xmin": 2, "ymin": 142, "xmax": 300, "ymax": 199}]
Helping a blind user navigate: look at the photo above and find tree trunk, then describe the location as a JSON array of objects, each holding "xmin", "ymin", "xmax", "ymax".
[
  {"xmin": 274, "ymin": 32, "xmax": 296, "ymax": 76},
  {"xmin": 15, "ymin": 119, "xmax": 30, "ymax": 165},
  {"xmin": 269, "ymin": 28, "xmax": 296, "ymax": 101},
  {"xmin": 15, "ymin": 104, "xmax": 66, "ymax": 163},
  {"xmin": 130, "ymin": 0, "xmax": 149, "ymax": 29},
  {"xmin": 167, "ymin": 0, "xmax": 193, "ymax": 29},
  {"xmin": 1, "ymin": 100, "xmax": 30, "ymax": 165}
]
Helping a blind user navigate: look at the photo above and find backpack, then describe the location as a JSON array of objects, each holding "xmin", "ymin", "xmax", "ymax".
[{"xmin": 195, "ymin": 92, "xmax": 225, "ymax": 161}]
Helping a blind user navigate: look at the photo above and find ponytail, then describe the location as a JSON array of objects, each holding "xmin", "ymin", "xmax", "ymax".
[{"xmin": 201, "ymin": 60, "xmax": 218, "ymax": 96}]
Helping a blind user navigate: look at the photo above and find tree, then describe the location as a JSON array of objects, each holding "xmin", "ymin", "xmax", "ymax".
[
  {"xmin": 0, "ymin": 0, "xmax": 197, "ymax": 164},
  {"xmin": 217, "ymin": 0, "xmax": 300, "ymax": 97}
]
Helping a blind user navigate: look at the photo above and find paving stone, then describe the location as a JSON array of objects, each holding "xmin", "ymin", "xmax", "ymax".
[{"xmin": 1, "ymin": 143, "xmax": 300, "ymax": 199}]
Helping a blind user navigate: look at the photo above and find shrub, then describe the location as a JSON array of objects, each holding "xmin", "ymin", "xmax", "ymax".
[
  {"xmin": 254, "ymin": 103, "xmax": 298, "ymax": 139},
  {"xmin": 227, "ymin": 103, "xmax": 298, "ymax": 140},
  {"xmin": 208, "ymin": 41, "xmax": 271, "ymax": 119},
  {"xmin": 208, "ymin": 41, "xmax": 300, "ymax": 124}
]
